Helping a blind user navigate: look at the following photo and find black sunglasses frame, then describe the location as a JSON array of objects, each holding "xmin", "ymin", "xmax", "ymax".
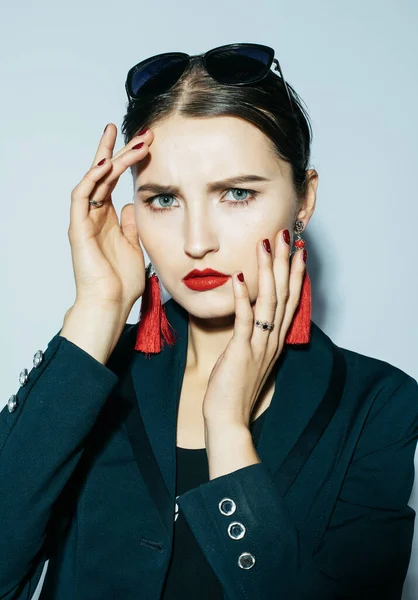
[{"xmin": 125, "ymin": 43, "xmax": 295, "ymax": 114}]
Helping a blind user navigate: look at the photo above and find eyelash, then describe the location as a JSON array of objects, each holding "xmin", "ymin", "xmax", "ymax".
[{"xmin": 141, "ymin": 188, "xmax": 260, "ymax": 213}]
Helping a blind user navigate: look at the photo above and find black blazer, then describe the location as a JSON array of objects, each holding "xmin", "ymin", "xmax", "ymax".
[{"xmin": 1, "ymin": 298, "xmax": 417, "ymax": 599}]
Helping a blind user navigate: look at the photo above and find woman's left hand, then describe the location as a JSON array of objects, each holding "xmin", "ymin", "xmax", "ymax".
[{"xmin": 202, "ymin": 229, "xmax": 307, "ymax": 429}]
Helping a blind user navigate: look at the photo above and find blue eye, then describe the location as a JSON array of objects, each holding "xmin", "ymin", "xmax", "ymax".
[
  {"xmin": 225, "ymin": 189, "xmax": 253, "ymax": 203},
  {"xmin": 146, "ymin": 195, "xmax": 176, "ymax": 211},
  {"xmin": 142, "ymin": 188, "xmax": 259, "ymax": 212}
]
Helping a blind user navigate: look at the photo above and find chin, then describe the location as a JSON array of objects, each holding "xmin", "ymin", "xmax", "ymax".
[{"xmin": 170, "ymin": 288, "xmax": 238, "ymax": 321}]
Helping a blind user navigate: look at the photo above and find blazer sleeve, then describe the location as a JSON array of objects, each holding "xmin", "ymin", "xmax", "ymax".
[
  {"xmin": 0, "ymin": 330, "xmax": 120, "ymax": 599},
  {"xmin": 176, "ymin": 374, "xmax": 418, "ymax": 600}
]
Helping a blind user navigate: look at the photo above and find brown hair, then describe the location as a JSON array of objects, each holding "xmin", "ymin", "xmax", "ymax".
[{"xmin": 121, "ymin": 56, "xmax": 314, "ymax": 205}]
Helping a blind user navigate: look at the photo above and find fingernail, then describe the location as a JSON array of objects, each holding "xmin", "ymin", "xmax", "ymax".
[
  {"xmin": 283, "ymin": 229, "xmax": 290, "ymax": 245},
  {"xmin": 103, "ymin": 124, "xmax": 108, "ymax": 134},
  {"xmin": 132, "ymin": 142, "xmax": 144, "ymax": 150},
  {"xmin": 262, "ymin": 238, "xmax": 271, "ymax": 253},
  {"xmin": 303, "ymin": 249, "xmax": 307, "ymax": 263},
  {"xmin": 237, "ymin": 272, "xmax": 244, "ymax": 283},
  {"xmin": 96, "ymin": 158, "xmax": 106, "ymax": 166},
  {"xmin": 137, "ymin": 127, "xmax": 149, "ymax": 136}
]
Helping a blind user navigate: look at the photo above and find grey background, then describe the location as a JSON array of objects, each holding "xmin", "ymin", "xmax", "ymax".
[{"xmin": 0, "ymin": 0, "xmax": 416, "ymax": 597}]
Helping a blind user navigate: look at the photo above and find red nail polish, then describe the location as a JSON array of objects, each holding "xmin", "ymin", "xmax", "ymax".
[
  {"xmin": 237, "ymin": 272, "xmax": 244, "ymax": 282},
  {"xmin": 132, "ymin": 142, "xmax": 144, "ymax": 150},
  {"xmin": 97, "ymin": 158, "xmax": 106, "ymax": 166},
  {"xmin": 137, "ymin": 127, "xmax": 149, "ymax": 136},
  {"xmin": 303, "ymin": 249, "xmax": 307, "ymax": 263},
  {"xmin": 283, "ymin": 229, "xmax": 290, "ymax": 245},
  {"xmin": 263, "ymin": 239, "xmax": 271, "ymax": 253}
]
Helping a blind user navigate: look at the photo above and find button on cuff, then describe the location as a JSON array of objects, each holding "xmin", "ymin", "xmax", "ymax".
[
  {"xmin": 218, "ymin": 497, "xmax": 236, "ymax": 516},
  {"xmin": 238, "ymin": 552, "xmax": 255, "ymax": 569},
  {"xmin": 227, "ymin": 521, "xmax": 246, "ymax": 540}
]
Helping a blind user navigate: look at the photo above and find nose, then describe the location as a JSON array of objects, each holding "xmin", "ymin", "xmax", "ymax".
[{"xmin": 182, "ymin": 205, "xmax": 219, "ymax": 258}]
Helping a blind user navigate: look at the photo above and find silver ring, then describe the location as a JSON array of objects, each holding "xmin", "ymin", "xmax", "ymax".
[
  {"xmin": 254, "ymin": 319, "xmax": 274, "ymax": 331},
  {"xmin": 89, "ymin": 200, "xmax": 104, "ymax": 207}
]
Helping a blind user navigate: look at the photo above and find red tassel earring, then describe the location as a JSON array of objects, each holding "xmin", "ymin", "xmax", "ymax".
[
  {"xmin": 135, "ymin": 263, "xmax": 176, "ymax": 357},
  {"xmin": 284, "ymin": 220, "xmax": 312, "ymax": 345}
]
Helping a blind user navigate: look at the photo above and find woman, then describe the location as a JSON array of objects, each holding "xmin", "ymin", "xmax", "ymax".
[{"xmin": 1, "ymin": 43, "xmax": 417, "ymax": 600}]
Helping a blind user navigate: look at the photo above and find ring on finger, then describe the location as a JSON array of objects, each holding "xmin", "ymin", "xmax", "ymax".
[
  {"xmin": 255, "ymin": 319, "xmax": 274, "ymax": 331},
  {"xmin": 89, "ymin": 199, "xmax": 104, "ymax": 208}
]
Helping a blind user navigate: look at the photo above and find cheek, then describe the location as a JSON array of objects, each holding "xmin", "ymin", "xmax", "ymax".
[
  {"xmin": 245, "ymin": 250, "xmax": 262, "ymax": 295},
  {"xmin": 137, "ymin": 232, "xmax": 175, "ymax": 263},
  {"xmin": 134, "ymin": 221, "xmax": 179, "ymax": 271},
  {"xmin": 134, "ymin": 208, "xmax": 171, "ymax": 248}
]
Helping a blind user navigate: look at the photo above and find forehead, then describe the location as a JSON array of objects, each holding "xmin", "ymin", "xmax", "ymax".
[{"xmin": 135, "ymin": 114, "xmax": 289, "ymax": 181}]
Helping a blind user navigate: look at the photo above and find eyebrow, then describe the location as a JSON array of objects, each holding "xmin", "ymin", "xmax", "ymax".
[{"xmin": 136, "ymin": 174, "xmax": 272, "ymax": 195}]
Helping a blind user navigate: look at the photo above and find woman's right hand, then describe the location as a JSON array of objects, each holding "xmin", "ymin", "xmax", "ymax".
[{"xmin": 68, "ymin": 123, "xmax": 153, "ymax": 313}]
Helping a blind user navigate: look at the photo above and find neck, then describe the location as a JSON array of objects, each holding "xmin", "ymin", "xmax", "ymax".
[
  {"xmin": 186, "ymin": 311, "xmax": 236, "ymax": 381},
  {"xmin": 184, "ymin": 306, "xmax": 280, "ymax": 421}
]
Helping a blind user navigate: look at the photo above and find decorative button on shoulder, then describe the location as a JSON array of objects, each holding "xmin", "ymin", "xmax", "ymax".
[
  {"xmin": 227, "ymin": 521, "xmax": 246, "ymax": 540},
  {"xmin": 33, "ymin": 350, "xmax": 44, "ymax": 368},
  {"xmin": 19, "ymin": 368, "xmax": 29, "ymax": 386},
  {"xmin": 7, "ymin": 395, "xmax": 18, "ymax": 413},
  {"xmin": 238, "ymin": 552, "xmax": 255, "ymax": 569},
  {"xmin": 218, "ymin": 498, "xmax": 236, "ymax": 516}
]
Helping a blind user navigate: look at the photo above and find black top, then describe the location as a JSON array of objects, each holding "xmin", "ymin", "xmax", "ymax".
[{"xmin": 161, "ymin": 407, "xmax": 269, "ymax": 598}]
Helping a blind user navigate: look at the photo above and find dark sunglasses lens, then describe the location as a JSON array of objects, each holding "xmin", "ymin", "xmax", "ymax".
[
  {"xmin": 205, "ymin": 46, "xmax": 271, "ymax": 84},
  {"xmin": 130, "ymin": 55, "xmax": 189, "ymax": 96}
]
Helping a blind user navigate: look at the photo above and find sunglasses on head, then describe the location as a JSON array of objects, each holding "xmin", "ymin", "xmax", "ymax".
[{"xmin": 125, "ymin": 43, "xmax": 295, "ymax": 114}]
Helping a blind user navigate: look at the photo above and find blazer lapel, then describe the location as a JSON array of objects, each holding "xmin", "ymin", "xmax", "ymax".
[
  {"xmin": 255, "ymin": 320, "xmax": 336, "ymax": 477},
  {"xmin": 129, "ymin": 299, "xmax": 189, "ymax": 501}
]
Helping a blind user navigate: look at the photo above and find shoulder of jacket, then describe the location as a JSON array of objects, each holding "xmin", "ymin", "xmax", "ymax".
[
  {"xmin": 333, "ymin": 343, "xmax": 418, "ymax": 435},
  {"xmin": 337, "ymin": 343, "xmax": 415, "ymax": 388},
  {"xmin": 310, "ymin": 320, "xmax": 415, "ymax": 391}
]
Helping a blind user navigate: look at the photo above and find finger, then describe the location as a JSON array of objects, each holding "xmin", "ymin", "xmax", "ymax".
[
  {"xmin": 120, "ymin": 203, "xmax": 141, "ymax": 250},
  {"xmin": 88, "ymin": 139, "xmax": 150, "ymax": 205},
  {"xmin": 251, "ymin": 237, "xmax": 278, "ymax": 350},
  {"xmin": 90, "ymin": 122, "xmax": 117, "ymax": 169},
  {"xmin": 71, "ymin": 123, "xmax": 118, "ymax": 222},
  {"xmin": 71, "ymin": 127, "xmax": 152, "ymax": 224},
  {"xmin": 91, "ymin": 123, "xmax": 153, "ymax": 172},
  {"xmin": 231, "ymin": 271, "xmax": 254, "ymax": 346},
  {"xmin": 70, "ymin": 157, "xmax": 113, "ymax": 222},
  {"xmin": 111, "ymin": 126, "xmax": 154, "ymax": 161},
  {"xmin": 88, "ymin": 128, "xmax": 153, "ymax": 205},
  {"xmin": 280, "ymin": 248, "xmax": 307, "ymax": 343},
  {"xmin": 270, "ymin": 229, "xmax": 292, "ymax": 334}
]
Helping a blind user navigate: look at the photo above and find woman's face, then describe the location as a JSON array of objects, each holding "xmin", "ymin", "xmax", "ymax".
[{"xmin": 134, "ymin": 114, "xmax": 313, "ymax": 321}]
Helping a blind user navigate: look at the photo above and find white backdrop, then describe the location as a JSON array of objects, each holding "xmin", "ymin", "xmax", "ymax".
[{"xmin": 0, "ymin": 0, "xmax": 417, "ymax": 598}]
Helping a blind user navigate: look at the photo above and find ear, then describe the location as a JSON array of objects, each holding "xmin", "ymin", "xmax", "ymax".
[
  {"xmin": 295, "ymin": 169, "xmax": 318, "ymax": 227},
  {"xmin": 120, "ymin": 204, "xmax": 142, "ymax": 250}
]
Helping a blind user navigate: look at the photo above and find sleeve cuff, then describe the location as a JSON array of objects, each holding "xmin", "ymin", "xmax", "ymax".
[{"xmin": 176, "ymin": 462, "xmax": 299, "ymax": 599}]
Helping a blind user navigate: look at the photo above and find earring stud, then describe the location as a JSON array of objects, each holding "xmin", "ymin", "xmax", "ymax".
[{"xmin": 291, "ymin": 220, "xmax": 306, "ymax": 255}]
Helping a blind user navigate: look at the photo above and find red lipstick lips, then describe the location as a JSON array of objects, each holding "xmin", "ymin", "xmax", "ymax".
[
  {"xmin": 183, "ymin": 268, "xmax": 229, "ymax": 280},
  {"xmin": 183, "ymin": 268, "xmax": 230, "ymax": 291}
]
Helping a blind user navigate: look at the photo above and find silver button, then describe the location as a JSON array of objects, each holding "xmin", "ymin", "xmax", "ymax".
[
  {"xmin": 218, "ymin": 498, "xmax": 236, "ymax": 516},
  {"xmin": 7, "ymin": 395, "xmax": 18, "ymax": 413},
  {"xmin": 33, "ymin": 350, "xmax": 44, "ymax": 368},
  {"xmin": 228, "ymin": 521, "xmax": 246, "ymax": 540},
  {"xmin": 19, "ymin": 368, "xmax": 29, "ymax": 386},
  {"xmin": 238, "ymin": 552, "xmax": 255, "ymax": 569},
  {"xmin": 174, "ymin": 495, "xmax": 179, "ymax": 522}
]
